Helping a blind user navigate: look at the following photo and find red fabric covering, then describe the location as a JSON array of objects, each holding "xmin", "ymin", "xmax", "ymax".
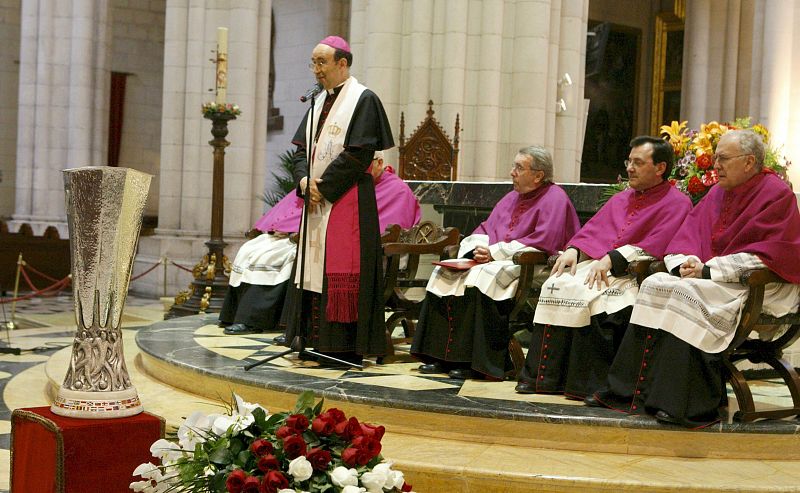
[
  {"xmin": 11, "ymin": 406, "xmax": 163, "ymax": 493},
  {"xmin": 666, "ymin": 172, "xmax": 800, "ymax": 283}
]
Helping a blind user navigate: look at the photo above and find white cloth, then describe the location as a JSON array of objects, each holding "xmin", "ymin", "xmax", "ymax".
[
  {"xmin": 295, "ymin": 77, "xmax": 367, "ymax": 293},
  {"xmin": 228, "ymin": 234, "xmax": 296, "ymax": 288},
  {"xmin": 631, "ymin": 252, "xmax": 800, "ymax": 353},
  {"xmin": 425, "ymin": 234, "xmax": 547, "ymax": 301},
  {"xmin": 533, "ymin": 245, "xmax": 647, "ymax": 328}
]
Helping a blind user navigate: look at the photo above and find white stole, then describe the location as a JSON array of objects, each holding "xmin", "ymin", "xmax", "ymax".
[{"xmin": 295, "ymin": 76, "xmax": 367, "ymax": 293}]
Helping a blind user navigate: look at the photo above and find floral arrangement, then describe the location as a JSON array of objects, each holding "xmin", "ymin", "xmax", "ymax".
[
  {"xmin": 659, "ymin": 117, "xmax": 791, "ymax": 202},
  {"xmin": 131, "ymin": 391, "xmax": 415, "ymax": 493},
  {"xmin": 202, "ymin": 101, "xmax": 242, "ymax": 118}
]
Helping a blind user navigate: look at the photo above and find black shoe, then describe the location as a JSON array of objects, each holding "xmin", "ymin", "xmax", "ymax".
[
  {"xmin": 418, "ymin": 362, "xmax": 447, "ymax": 374},
  {"xmin": 273, "ymin": 334, "xmax": 287, "ymax": 345},
  {"xmin": 655, "ymin": 410, "xmax": 682, "ymax": 425},
  {"xmin": 223, "ymin": 323, "xmax": 260, "ymax": 335},
  {"xmin": 583, "ymin": 394, "xmax": 604, "ymax": 408},
  {"xmin": 514, "ymin": 381, "xmax": 536, "ymax": 394},
  {"xmin": 448, "ymin": 368, "xmax": 475, "ymax": 380}
]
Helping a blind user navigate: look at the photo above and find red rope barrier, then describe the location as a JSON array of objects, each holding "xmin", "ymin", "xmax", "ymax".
[
  {"xmin": 130, "ymin": 261, "xmax": 162, "ymax": 281},
  {"xmin": 20, "ymin": 266, "xmax": 40, "ymax": 292},
  {"xmin": 22, "ymin": 262, "xmax": 61, "ymax": 283},
  {"xmin": 0, "ymin": 275, "xmax": 71, "ymax": 304},
  {"xmin": 170, "ymin": 260, "xmax": 194, "ymax": 273}
]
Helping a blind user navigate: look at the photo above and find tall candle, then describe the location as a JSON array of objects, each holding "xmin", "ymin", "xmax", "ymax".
[{"xmin": 215, "ymin": 27, "xmax": 228, "ymax": 104}]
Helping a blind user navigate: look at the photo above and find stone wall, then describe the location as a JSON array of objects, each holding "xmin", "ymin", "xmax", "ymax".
[
  {"xmin": 0, "ymin": 0, "xmax": 20, "ymax": 219},
  {"xmin": 111, "ymin": 0, "xmax": 166, "ymax": 217}
]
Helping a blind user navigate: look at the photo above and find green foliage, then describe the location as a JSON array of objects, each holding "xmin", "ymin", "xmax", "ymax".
[
  {"xmin": 597, "ymin": 178, "xmax": 630, "ymax": 208},
  {"xmin": 261, "ymin": 150, "xmax": 298, "ymax": 206}
]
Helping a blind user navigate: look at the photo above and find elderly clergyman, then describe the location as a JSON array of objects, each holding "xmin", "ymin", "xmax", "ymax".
[
  {"xmin": 516, "ymin": 136, "xmax": 692, "ymax": 398},
  {"xmin": 588, "ymin": 129, "xmax": 800, "ymax": 427},
  {"xmin": 411, "ymin": 145, "xmax": 580, "ymax": 381}
]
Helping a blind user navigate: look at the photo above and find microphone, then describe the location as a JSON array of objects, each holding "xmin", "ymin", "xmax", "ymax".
[{"xmin": 300, "ymin": 83, "xmax": 323, "ymax": 102}]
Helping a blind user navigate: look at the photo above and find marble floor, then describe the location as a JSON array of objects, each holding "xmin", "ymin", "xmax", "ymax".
[{"xmin": 3, "ymin": 294, "xmax": 800, "ymax": 492}]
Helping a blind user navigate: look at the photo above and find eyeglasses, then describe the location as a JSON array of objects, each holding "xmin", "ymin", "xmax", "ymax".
[
  {"xmin": 512, "ymin": 164, "xmax": 531, "ymax": 173},
  {"xmin": 623, "ymin": 159, "xmax": 652, "ymax": 169},
  {"xmin": 308, "ymin": 59, "xmax": 333, "ymax": 71},
  {"xmin": 712, "ymin": 153, "xmax": 751, "ymax": 164}
]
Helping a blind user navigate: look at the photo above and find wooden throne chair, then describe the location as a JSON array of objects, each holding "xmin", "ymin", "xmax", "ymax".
[{"xmin": 398, "ymin": 100, "xmax": 461, "ymax": 181}]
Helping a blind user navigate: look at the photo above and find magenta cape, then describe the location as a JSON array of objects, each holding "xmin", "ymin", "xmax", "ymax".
[
  {"xmin": 474, "ymin": 183, "xmax": 580, "ymax": 255},
  {"xmin": 666, "ymin": 172, "xmax": 800, "ymax": 283},
  {"xmin": 251, "ymin": 167, "xmax": 420, "ymax": 234},
  {"xmin": 568, "ymin": 180, "xmax": 692, "ymax": 259}
]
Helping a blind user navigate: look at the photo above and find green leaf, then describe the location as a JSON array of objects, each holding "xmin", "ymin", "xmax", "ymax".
[
  {"xmin": 294, "ymin": 391, "xmax": 316, "ymax": 413},
  {"xmin": 312, "ymin": 398, "xmax": 324, "ymax": 416}
]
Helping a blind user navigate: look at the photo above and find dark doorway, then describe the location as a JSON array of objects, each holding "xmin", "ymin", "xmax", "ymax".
[{"xmin": 580, "ymin": 24, "xmax": 640, "ymax": 183}]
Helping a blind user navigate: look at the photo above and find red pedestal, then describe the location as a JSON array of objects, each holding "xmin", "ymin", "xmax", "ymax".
[{"xmin": 11, "ymin": 406, "xmax": 164, "ymax": 493}]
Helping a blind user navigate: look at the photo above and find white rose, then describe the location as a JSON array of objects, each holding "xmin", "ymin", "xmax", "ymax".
[
  {"xmin": 370, "ymin": 462, "xmax": 405, "ymax": 490},
  {"xmin": 359, "ymin": 471, "xmax": 387, "ymax": 493},
  {"xmin": 342, "ymin": 486, "xmax": 366, "ymax": 493},
  {"xmin": 330, "ymin": 466, "xmax": 359, "ymax": 487},
  {"xmin": 288, "ymin": 456, "xmax": 313, "ymax": 482}
]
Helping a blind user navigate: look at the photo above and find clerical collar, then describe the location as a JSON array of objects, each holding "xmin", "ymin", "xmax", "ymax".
[
  {"xmin": 326, "ymin": 83, "xmax": 345, "ymax": 96},
  {"xmin": 519, "ymin": 182, "xmax": 550, "ymax": 200},
  {"xmin": 634, "ymin": 179, "xmax": 668, "ymax": 195}
]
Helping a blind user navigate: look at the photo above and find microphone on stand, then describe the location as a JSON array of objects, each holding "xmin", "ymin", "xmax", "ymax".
[{"xmin": 299, "ymin": 83, "xmax": 323, "ymax": 102}]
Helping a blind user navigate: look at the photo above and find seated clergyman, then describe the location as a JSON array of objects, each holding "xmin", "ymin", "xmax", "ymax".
[
  {"xmin": 410, "ymin": 145, "xmax": 580, "ymax": 381},
  {"xmin": 219, "ymin": 152, "xmax": 421, "ymax": 335},
  {"xmin": 587, "ymin": 129, "xmax": 800, "ymax": 427},
  {"xmin": 515, "ymin": 136, "xmax": 692, "ymax": 398}
]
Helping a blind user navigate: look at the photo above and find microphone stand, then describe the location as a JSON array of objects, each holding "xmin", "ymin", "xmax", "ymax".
[{"xmin": 245, "ymin": 86, "xmax": 363, "ymax": 371}]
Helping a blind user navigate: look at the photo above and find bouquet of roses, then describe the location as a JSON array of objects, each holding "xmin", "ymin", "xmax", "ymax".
[
  {"xmin": 202, "ymin": 101, "xmax": 242, "ymax": 117},
  {"xmin": 659, "ymin": 117, "xmax": 791, "ymax": 202},
  {"xmin": 130, "ymin": 391, "xmax": 415, "ymax": 493}
]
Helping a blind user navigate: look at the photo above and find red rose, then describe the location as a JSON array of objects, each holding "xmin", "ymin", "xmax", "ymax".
[
  {"xmin": 306, "ymin": 447, "xmax": 332, "ymax": 471},
  {"xmin": 282, "ymin": 434, "xmax": 307, "ymax": 459},
  {"xmin": 669, "ymin": 178, "xmax": 677, "ymax": 186},
  {"xmin": 696, "ymin": 153, "xmax": 712, "ymax": 170},
  {"xmin": 286, "ymin": 413, "xmax": 310, "ymax": 432},
  {"xmin": 359, "ymin": 423, "xmax": 385, "ymax": 441},
  {"xmin": 402, "ymin": 482, "xmax": 413, "ymax": 492},
  {"xmin": 250, "ymin": 438, "xmax": 274, "ymax": 457},
  {"xmin": 275, "ymin": 425, "xmax": 297, "ymax": 439},
  {"xmin": 312, "ymin": 415, "xmax": 335, "ymax": 436},
  {"xmin": 225, "ymin": 469, "xmax": 248, "ymax": 493},
  {"xmin": 322, "ymin": 408, "xmax": 347, "ymax": 423},
  {"xmin": 351, "ymin": 436, "xmax": 381, "ymax": 461},
  {"xmin": 257, "ymin": 454, "xmax": 280, "ymax": 473},
  {"xmin": 341, "ymin": 446, "xmax": 360, "ymax": 467},
  {"xmin": 687, "ymin": 176, "xmax": 706, "ymax": 195},
  {"xmin": 262, "ymin": 470, "xmax": 289, "ymax": 493},
  {"xmin": 241, "ymin": 475, "xmax": 262, "ymax": 493},
  {"xmin": 335, "ymin": 417, "xmax": 362, "ymax": 440},
  {"xmin": 701, "ymin": 170, "xmax": 718, "ymax": 186}
]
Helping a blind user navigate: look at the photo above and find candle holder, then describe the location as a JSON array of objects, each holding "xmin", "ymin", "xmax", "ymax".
[{"xmin": 166, "ymin": 109, "xmax": 238, "ymax": 319}]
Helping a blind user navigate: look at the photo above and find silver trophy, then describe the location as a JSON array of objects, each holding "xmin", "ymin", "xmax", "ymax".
[{"xmin": 51, "ymin": 167, "xmax": 152, "ymax": 418}]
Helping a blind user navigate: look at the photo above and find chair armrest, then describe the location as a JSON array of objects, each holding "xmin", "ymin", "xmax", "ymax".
[
  {"xmin": 741, "ymin": 269, "xmax": 787, "ymax": 286},
  {"xmin": 512, "ymin": 250, "xmax": 549, "ymax": 265},
  {"xmin": 443, "ymin": 244, "xmax": 459, "ymax": 260},
  {"xmin": 628, "ymin": 260, "xmax": 653, "ymax": 284},
  {"xmin": 649, "ymin": 261, "xmax": 667, "ymax": 274},
  {"xmin": 245, "ymin": 228, "xmax": 263, "ymax": 240}
]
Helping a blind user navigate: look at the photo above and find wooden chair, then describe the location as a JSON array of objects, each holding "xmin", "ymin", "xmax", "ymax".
[
  {"xmin": 643, "ymin": 261, "xmax": 800, "ymax": 422},
  {"xmin": 381, "ymin": 221, "xmax": 460, "ymax": 358},
  {"xmin": 398, "ymin": 100, "xmax": 461, "ymax": 180}
]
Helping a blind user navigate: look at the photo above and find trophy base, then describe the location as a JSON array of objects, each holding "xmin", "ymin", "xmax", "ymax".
[{"xmin": 50, "ymin": 387, "xmax": 143, "ymax": 419}]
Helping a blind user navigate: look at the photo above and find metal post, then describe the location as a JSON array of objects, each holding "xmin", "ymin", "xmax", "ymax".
[{"xmin": 9, "ymin": 253, "xmax": 24, "ymax": 330}]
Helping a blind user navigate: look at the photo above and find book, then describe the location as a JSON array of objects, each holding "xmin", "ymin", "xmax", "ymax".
[{"xmin": 432, "ymin": 259, "xmax": 477, "ymax": 271}]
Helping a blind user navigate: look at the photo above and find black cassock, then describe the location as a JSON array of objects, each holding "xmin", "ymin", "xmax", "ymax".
[{"xmin": 283, "ymin": 87, "xmax": 394, "ymax": 358}]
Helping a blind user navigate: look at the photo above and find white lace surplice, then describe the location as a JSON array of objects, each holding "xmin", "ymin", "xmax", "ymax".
[
  {"xmin": 533, "ymin": 245, "xmax": 646, "ymax": 328},
  {"xmin": 229, "ymin": 234, "xmax": 296, "ymax": 288},
  {"xmin": 630, "ymin": 253, "xmax": 800, "ymax": 353},
  {"xmin": 425, "ymin": 234, "xmax": 548, "ymax": 301}
]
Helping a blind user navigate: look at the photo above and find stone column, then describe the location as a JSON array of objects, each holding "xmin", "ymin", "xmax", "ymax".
[
  {"xmin": 133, "ymin": 0, "xmax": 271, "ymax": 298},
  {"xmin": 12, "ymin": 0, "xmax": 112, "ymax": 237},
  {"xmin": 350, "ymin": 0, "xmax": 588, "ymax": 183}
]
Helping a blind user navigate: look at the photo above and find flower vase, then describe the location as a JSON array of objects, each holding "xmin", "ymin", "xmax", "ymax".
[{"xmin": 51, "ymin": 166, "xmax": 152, "ymax": 418}]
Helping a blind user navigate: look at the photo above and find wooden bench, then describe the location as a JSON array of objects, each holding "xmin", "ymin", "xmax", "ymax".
[{"xmin": 381, "ymin": 221, "xmax": 460, "ymax": 359}]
